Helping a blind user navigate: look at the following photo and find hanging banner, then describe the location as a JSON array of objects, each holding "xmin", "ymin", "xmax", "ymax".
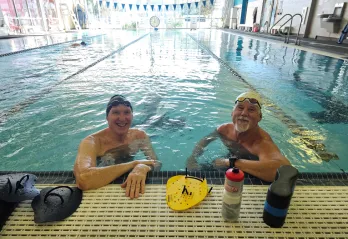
[
  {"xmin": 143, "ymin": 5, "xmax": 147, "ymax": 11},
  {"xmin": 122, "ymin": 4, "xmax": 125, "ymax": 10},
  {"xmin": 165, "ymin": 5, "xmax": 169, "ymax": 11},
  {"xmin": 158, "ymin": 5, "xmax": 162, "ymax": 11},
  {"xmin": 195, "ymin": 2, "xmax": 198, "ymax": 8},
  {"xmin": 210, "ymin": 0, "xmax": 214, "ymax": 5},
  {"xmin": 180, "ymin": 3, "xmax": 184, "ymax": 10},
  {"xmin": 129, "ymin": 4, "xmax": 132, "ymax": 10},
  {"xmin": 106, "ymin": 1, "xmax": 110, "ymax": 8},
  {"xmin": 173, "ymin": 4, "xmax": 177, "ymax": 10},
  {"xmin": 202, "ymin": 1, "xmax": 206, "ymax": 7},
  {"xmin": 99, "ymin": 0, "xmax": 102, "ymax": 7},
  {"xmin": 113, "ymin": 2, "xmax": 117, "ymax": 9},
  {"xmin": 151, "ymin": 5, "xmax": 154, "ymax": 11},
  {"xmin": 136, "ymin": 5, "xmax": 140, "ymax": 11},
  {"xmin": 187, "ymin": 3, "xmax": 191, "ymax": 9}
]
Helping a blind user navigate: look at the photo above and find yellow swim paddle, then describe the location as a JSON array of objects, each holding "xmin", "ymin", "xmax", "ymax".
[{"xmin": 166, "ymin": 171, "xmax": 213, "ymax": 211}]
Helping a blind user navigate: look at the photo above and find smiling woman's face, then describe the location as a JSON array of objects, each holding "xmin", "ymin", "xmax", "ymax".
[{"xmin": 107, "ymin": 104, "xmax": 133, "ymax": 135}]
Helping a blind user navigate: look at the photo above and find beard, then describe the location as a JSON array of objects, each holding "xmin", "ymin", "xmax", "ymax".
[{"xmin": 235, "ymin": 116, "xmax": 250, "ymax": 132}]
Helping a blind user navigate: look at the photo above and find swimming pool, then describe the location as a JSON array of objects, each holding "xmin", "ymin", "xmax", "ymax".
[{"xmin": 0, "ymin": 30, "xmax": 347, "ymax": 173}]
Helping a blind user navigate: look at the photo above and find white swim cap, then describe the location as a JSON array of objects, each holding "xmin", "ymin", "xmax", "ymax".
[{"xmin": 235, "ymin": 91, "xmax": 262, "ymax": 108}]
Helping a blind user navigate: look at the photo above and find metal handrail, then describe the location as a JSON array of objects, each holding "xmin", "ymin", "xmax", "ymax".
[
  {"xmin": 292, "ymin": 13, "xmax": 303, "ymax": 45},
  {"xmin": 269, "ymin": 14, "xmax": 292, "ymax": 34},
  {"xmin": 274, "ymin": 17, "xmax": 294, "ymax": 43},
  {"xmin": 285, "ymin": 14, "xmax": 303, "ymax": 45},
  {"xmin": 271, "ymin": 13, "xmax": 303, "ymax": 45}
]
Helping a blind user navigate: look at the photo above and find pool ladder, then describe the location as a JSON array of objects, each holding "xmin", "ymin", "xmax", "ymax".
[{"xmin": 270, "ymin": 14, "xmax": 303, "ymax": 45}]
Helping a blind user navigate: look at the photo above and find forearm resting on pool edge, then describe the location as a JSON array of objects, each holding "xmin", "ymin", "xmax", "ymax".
[
  {"xmin": 74, "ymin": 161, "xmax": 142, "ymax": 190},
  {"xmin": 235, "ymin": 158, "xmax": 291, "ymax": 182}
]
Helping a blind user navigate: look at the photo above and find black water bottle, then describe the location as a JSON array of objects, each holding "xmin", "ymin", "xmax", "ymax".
[{"xmin": 263, "ymin": 165, "xmax": 299, "ymax": 228}]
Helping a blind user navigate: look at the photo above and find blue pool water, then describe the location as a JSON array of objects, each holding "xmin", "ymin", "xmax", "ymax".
[
  {"xmin": 0, "ymin": 31, "xmax": 103, "ymax": 55},
  {"xmin": 0, "ymin": 30, "xmax": 347, "ymax": 173}
]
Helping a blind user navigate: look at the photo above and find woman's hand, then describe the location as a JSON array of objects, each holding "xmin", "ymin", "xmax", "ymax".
[{"xmin": 121, "ymin": 161, "xmax": 154, "ymax": 199}]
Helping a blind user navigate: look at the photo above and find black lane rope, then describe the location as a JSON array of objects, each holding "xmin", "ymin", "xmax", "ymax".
[
  {"xmin": 187, "ymin": 33, "xmax": 339, "ymax": 163},
  {"xmin": 0, "ymin": 33, "xmax": 149, "ymax": 124},
  {"xmin": 0, "ymin": 34, "xmax": 106, "ymax": 58}
]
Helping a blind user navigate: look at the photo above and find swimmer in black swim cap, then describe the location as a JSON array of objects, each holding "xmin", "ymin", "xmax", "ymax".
[
  {"xmin": 70, "ymin": 41, "xmax": 87, "ymax": 47},
  {"xmin": 74, "ymin": 94, "xmax": 161, "ymax": 199}
]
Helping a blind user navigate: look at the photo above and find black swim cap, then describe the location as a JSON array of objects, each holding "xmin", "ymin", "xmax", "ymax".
[
  {"xmin": 81, "ymin": 41, "xmax": 87, "ymax": 46},
  {"xmin": 106, "ymin": 95, "xmax": 133, "ymax": 116}
]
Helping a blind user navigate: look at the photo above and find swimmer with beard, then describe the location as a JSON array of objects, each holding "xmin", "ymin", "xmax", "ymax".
[{"xmin": 186, "ymin": 92, "xmax": 290, "ymax": 182}]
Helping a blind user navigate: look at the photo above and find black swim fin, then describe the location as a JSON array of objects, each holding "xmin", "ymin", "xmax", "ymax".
[
  {"xmin": 31, "ymin": 186, "xmax": 83, "ymax": 223},
  {"xmin": 0, "ymin": 173, "xmax": 40, "ymax": 202}
]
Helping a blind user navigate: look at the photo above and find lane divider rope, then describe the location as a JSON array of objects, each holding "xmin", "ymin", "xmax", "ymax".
[
  {"xmin": 0, "ymin": 34, "xmax": 106, "ymax": 58},
  {"xmin": 0, "ymin": 33, "xmax": 149, "ymax": 124}
]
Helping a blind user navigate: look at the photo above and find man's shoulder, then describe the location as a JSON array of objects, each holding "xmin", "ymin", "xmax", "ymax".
[
  {"xmin": 130, "ymin": 128, "xmax": 148, "ymax": 139},
  {"xmin": 258, "ymin": 127, "xmax": 273, "ymax": 141},
  {"xmin": 217, "ymin": 123, "xmax": 234, "ymax": 134},
  {"xmin": 82, "ymin": 129, "xmax": 107, "ymax": 143},
  {"xmin": 254, "ymin": 128, "xmax": 278, "ymax": 150},
  {"xmin": 88, "ymin": 128, "xmax": 107, "ymax": 139}
]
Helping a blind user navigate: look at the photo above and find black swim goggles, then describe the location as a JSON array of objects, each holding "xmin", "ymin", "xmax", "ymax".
[{"xmin": 235, "ymin": 97, "xmax": 261, "ymax": 109}]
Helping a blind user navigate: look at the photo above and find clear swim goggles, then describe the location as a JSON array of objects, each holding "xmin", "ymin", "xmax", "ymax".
[{"xmin": 235, "ymin": 97, "xmax": 261, "ymax": 109}]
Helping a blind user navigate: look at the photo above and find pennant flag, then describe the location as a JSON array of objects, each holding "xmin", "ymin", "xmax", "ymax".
[
  {"xmin": 173, "ymin": 4, "xmax": 177, "ymax": 10},
  {"xmin": 187, "ymin": 3, "xmax": 191, "ymax": 9},
  {"xmin": 158, "ymin": 5, "xmax": 162, "ymax": 11},
  {"xmin": 113, "ymin": 2, "xmax": 117, "ymax": 9},
  {"xmin": 195, "ymin": 2, "xmax": 198, "ymax": 8},
  {"xmin": 143, "ymin": 4, "xmax": 147, "ymax": 11},
  {"xmin": 180, "ymin": 3, "xmax": 184, "ymax": 10},
  {"xmin": 203, "ymin": 1, "xmax": 206, "ymax": 7},
  {"xmin": 210, "ymin": 0, "xmax": 214, "ymax": 5},
  {"xmin": 122, "ymin": 4, "xmax": 125, "ymax": 10},
  {"xmin": 106, "ymin": 1, "xmax": 110, "ymax": 8},
  {"xmin": 136, "ymin": 4, "xmax": 140, "ymax": 11},
  {"xmin": 151, "ymin": 5, "xmax": 154, "ymax": 11},
  {"xmin": 99, "ymin": 0, "xmax": 102, "ymax": 7},
  {"xmin": 165, "ymin": 5, "xmax": 169, "ymax": 11},
  {"xmin": 129, "ymin": 4, "xmax": 132, "ymax": 10}
]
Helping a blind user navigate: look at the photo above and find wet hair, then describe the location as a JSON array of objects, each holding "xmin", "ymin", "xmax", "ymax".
[
  {"xmin": 80, "ymin": 41, "xmax": 87, "ymax": 46},
  {"xmin": 106, "ymin": 95, "xmax": 133, "ymax": 116}
]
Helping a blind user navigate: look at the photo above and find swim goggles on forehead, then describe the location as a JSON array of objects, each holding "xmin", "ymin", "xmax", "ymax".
[{"xmin": 235, "ymin": 97, "xmax": 261, "ymax": 109}]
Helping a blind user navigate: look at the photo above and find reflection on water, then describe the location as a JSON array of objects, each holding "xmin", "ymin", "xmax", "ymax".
[{"xmin": 0, "ymin": 30, "xmax": 347, "ymax": 173}]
